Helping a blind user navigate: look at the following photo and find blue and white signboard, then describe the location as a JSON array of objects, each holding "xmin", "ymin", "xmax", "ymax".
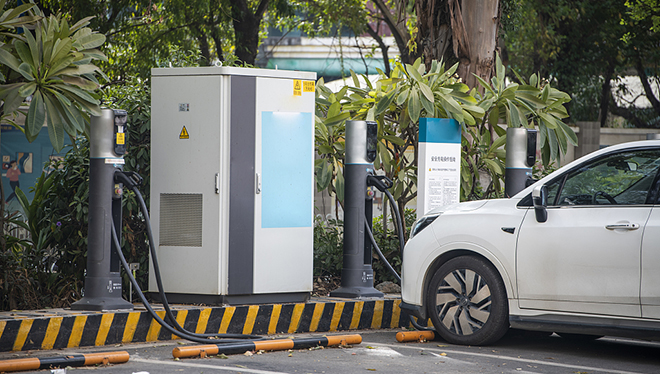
[{"xmin": 417, "ymin": 118, "xmax": 461, "ymax": 218}]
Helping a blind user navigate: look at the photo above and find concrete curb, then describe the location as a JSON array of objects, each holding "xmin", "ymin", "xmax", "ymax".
[{"xmin": 0, "ymin": 298, "xmax": 412, "ymax": 352}]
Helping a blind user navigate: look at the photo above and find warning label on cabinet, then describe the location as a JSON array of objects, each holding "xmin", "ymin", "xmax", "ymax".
[
  {"xmin": 179, "ymin": 126, "xmax": 189, "ymax": 139},
  {"xmin": 303, "ymin": 81, "xmax": 315, "ymax": 92}
]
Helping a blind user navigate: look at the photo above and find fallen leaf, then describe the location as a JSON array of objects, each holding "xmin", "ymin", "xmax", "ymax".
[
  {"xmin": 244, "ymin": 351, "xmax": 253, "ymax": 357},
  {"xmin": 440, "ymin": 353, "xmax": 447, "ymax": 356},
  {"xmin": 217, "ymin": 354, "xmax": 228, "ymax": 359}
]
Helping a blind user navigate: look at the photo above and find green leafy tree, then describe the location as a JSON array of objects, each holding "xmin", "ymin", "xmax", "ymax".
[
  {"xmin": 503, "ymin": 0, "xmax": 660, "ymax": 127},
  {"xmin": 626, "ymin": 0, "xmax": 660, "ymax": 32},
  {"xmin": 0, "ymin": 11, "xmax": 106, "ymax": 150},
  {"xmin": 316, "ymin": 58, "xmax": 483, "ymax": 225},
  {"xmin": 315, "ymin": 56, "xmax": 574, "ymax": 229},
  {"xmin": 466, "ymin": 54, "xmax": 574, "ymax": 198},
  {"xmin": 0, "ymin": 0, "xmax": 40, "ymax": 251}
]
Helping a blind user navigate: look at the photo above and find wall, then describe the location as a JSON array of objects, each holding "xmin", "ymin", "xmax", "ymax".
[{"xmin": 1, "ymin": 124, "xmax": 70, "ymax": 206}]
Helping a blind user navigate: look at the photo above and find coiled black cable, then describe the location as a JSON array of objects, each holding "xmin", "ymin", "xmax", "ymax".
[{"xmin": 113, "ymin": 171, "xmax": 261, "ymax": 343}]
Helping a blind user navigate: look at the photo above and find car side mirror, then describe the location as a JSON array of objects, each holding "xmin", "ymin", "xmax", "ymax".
[{"xmin": 532, "ymin": 185, "xmax": 548, "ymax": 223}]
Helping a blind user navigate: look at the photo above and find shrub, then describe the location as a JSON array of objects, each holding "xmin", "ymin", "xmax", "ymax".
[
  {"xmin": 313, "ymin": 208, "xmax": 417, "ymax": 285},
  {"xmin": 313, "ymin": 216, "xmax": 343, "ymax": 277}
]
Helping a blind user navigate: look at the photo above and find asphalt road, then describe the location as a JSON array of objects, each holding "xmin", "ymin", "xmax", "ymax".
[{"xmin": 2, "ymin": 329, "xmax": 659, "ymax": 374}]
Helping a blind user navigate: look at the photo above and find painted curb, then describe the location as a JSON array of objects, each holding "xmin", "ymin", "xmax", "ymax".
[{"xmin": 0, "ymin": 299, "xmax": 412, "ymax": 352}]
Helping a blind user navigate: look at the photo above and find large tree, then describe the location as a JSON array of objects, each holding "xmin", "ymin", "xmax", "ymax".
[
  {"xmin": 368, "ymin": 0, "xmax": 507, "ymax": 91},
  {"xmin": 503, "ymin": 0, "xmax": 660, "ymax": 127}
]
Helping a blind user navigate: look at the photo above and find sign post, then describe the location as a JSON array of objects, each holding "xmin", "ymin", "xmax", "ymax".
[{"xmin": 417, "ymin": 118, "xmax": 461, "ymax": 218}]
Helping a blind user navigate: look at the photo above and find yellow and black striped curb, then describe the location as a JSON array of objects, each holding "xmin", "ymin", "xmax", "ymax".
[{"xmin": 0, "ymin": 298, "xmax": 413, "ymax": 352}]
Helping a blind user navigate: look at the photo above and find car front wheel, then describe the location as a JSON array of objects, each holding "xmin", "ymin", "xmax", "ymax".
[{"xmin": 426, "ymin": 256, "xmax": 509, "ymax": 345}]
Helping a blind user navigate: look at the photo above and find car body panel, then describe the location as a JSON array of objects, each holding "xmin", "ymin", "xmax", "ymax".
[
  {"xmin": 641, "ymin": 207, "xmax": 660, "ymax": 319},
  {"xmin": 401, "ymin": 198, "xmax": 526, "ymax": 307},
  {"xmin": 517, "ymin": 204, "xmax": 651, "ymax": 317}
]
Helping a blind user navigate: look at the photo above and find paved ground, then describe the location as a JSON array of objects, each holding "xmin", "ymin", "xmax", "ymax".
[{"xmin": 1, "ymin": 328, "xmax": 659, "ymax": 374}]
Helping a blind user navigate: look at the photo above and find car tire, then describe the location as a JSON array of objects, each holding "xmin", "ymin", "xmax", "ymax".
[{"xmin": 426, "ymin": 256, "xmax": 509, "ymax": 345}]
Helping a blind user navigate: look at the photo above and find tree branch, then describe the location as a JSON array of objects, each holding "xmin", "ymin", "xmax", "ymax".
[
  {"xmin": 364, "ymin": 24, "xmax": 391, "ymax": 76},
  {"xmin": 609, "ymin": 92, "xmax": 650, "ymax": 128},
  {"xmin": 635, "ymin": 53, "xmax": 660, "ymax": 116},
  {"xmin": 371, "ymin": 0, "xmax": 410, "ymax": 63}
]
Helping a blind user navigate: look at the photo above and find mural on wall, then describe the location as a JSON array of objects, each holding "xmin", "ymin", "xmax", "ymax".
[
  {"xmin": 17, "ymin": 152, "xmax": 33, "ymax": 174},
  {"xmin": 1, "ymin": 124, "xmax": 69, "ymax": 205}
]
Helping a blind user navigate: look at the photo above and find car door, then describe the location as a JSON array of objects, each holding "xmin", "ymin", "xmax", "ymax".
[
  {"xmin": 516, "ymin": 147, "xmax": 660, "ymax": 317},
  {"xmin": 641, "ymin": 198, "xmax": 660, "ymax": 319}
]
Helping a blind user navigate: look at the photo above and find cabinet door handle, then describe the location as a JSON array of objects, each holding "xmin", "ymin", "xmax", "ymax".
[
  {"xmin": 256, "ymin": 173, "xmax": 261, "ymax": 194},
  {"xmin": 605, "ymin": 223, "xmax": 640, "ymax": 230},
  {"xmin": 215, "ymin": 173, "xmax": 220, "ymax": 194}
]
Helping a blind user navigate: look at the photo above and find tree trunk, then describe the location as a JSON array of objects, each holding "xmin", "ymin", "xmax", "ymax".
[
  {"xmin": 229, "ymin": 0, "xmax": 270, "ymax": 65},
  {"xmin": 371, "ymin": 0, "xmax": 412, "ymax": 64},
  {"xmin": 451, "ymin": 0, "xmax": 500, "ymax": 89},
  {"xmin": 599, "ymin": 59, "xmax": 616, "ymax": 127},
  {"xmin": 635, "ymin": 53, "xmax": 660, "ymax": 116},
  {"xmin": 365, "ymin": 25, "xmax": 391, "ymax": 76},
  {"xmin": 416, "ymin": 0, "xmax": 454, "ymax": 71},
  {"xmin": 192, "ymin": 24, "xmax": 212, "ymax": 65}
]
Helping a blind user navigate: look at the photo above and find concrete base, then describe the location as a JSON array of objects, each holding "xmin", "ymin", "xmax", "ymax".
[
  {"xmin": 147, "ymin": 292, "xmax": 311, "ymax": 306},
  {"xmin": 330, "ymin": 287, "xmax": 384, "ymax": 299},
  {"xmin": 0, "ymin": 296, "xmax": 409, "ymax": 352}
]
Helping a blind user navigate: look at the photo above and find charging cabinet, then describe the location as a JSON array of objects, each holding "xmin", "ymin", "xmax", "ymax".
[{"xmin": 149, "ymin": 67, "xmax": 316, "ymax": 304}]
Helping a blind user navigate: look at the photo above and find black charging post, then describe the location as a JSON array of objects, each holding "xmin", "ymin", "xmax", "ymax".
[
  {"xmin": 71, "ymin": 109, "xmax": 134, "ymax": 311},
  {"xmin": 505, "ymin": 127, "xmax": 538, "ymax": 197},
  {"xmin": 330, "ymin": 120, "xmax": 384, "ymax": 299}
]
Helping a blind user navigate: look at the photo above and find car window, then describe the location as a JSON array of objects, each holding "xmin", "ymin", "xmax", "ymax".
[{"xmin": 549, "ymin": 149, "xmax": 660, "ymax": 206}]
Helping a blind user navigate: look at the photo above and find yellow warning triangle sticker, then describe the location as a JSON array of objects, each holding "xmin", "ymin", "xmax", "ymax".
[{"xmin": 179, "ymin": 126, "xmax": 189, "ymax": 139}]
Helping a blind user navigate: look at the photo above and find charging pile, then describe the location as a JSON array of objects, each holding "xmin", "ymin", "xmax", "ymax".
[{"xmin": 63, "ymin": 108, "xmax": 363, "ymax": 364}]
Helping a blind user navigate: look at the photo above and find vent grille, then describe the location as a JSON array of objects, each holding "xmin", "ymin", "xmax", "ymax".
[{"xmin": 160, "ymin": 193, "xmax": 203, "ymax": 247}]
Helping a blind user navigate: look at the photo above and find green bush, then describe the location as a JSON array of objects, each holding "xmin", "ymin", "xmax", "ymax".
[
  {"xmin": 371, "ymin": 209, "xmax": 416, "ymax": 283},
  {"xmin": 6, "ymin": 139, "xmax": 91, "ymax": 310},
  {"xmin": 0, "ymin": 212, "xmax": 42, "ymax": 310},
  {"xmin": 3, "ymin": 131, "xmax": 150, "ymax": 311},
  {"xmin": 313, "ymin": 216, "xmax": 343, "ymax": 277},
  {"xmin": 313, "ymin": 208, "xmax": 417, "ymax": 285}
]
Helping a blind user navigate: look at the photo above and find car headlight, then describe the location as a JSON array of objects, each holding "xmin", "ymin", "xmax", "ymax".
[{"xmin": 410, "ymin": 214, "xmax": 440, "ymax": 239}]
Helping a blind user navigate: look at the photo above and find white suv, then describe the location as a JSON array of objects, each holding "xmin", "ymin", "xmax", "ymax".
[{"xmin": 401, "ymin": 140, "xmax": 660, "ymax": 345}]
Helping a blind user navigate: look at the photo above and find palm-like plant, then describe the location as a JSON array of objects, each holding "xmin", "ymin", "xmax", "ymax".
[{"xmin": 0, "ymin": 11, "xmax": 106, "ymax": 151}]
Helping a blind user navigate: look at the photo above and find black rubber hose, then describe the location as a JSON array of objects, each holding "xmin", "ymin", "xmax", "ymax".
[
  {"xmin": 364, "ymin": 219, "xmax": 401, "ymax": 283},
  {"xmin": 383, "ymin": 189, "xmax": 405, "ymax": 257},
  {"xmin": 128, "ymin": 182, "xmax": 261, "ymax": 340},
  {"xmin": 362, "ymin": 184, "xmax": 406, "ymax": 284},
  {"xmin": 409, "ymin": 314, "xmax": 434, "ymax": 331},
  {"xmin": 110, "ymin": 223, "xmax": 258, "ymax": 344},
  {"xmin": 114, "ymin": 172, "xmax": 261, "ymax": 341}
]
